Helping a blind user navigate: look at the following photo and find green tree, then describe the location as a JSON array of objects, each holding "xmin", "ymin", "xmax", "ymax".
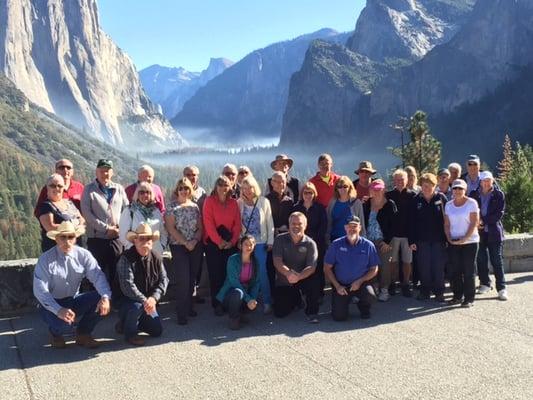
[{"xmin": 390, "ymin": 110, "xmax": 441, "ymax": 174}]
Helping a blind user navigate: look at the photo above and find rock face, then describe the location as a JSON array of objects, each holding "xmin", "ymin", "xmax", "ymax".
[
  {"xmin": 139, "ymin": 58, "xmax": 233, "ymax": 120},
  {"xmin": 280, "ymin": 0, "xmax": 474, "ymax": 147},
  {"xmin": 172, "ymin": 28, "xmax": 351, "ymax": 138},
  {"xmin": 0, "ymin": 0, "xmax": 185, "ymax": 150}
]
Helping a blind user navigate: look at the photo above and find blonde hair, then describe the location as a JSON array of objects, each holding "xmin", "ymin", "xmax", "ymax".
[
  {"xmin": 300, "ymin": 181, "xmax": 318, "ymax": 199},
  {"xmin": 172, "ymin": 177, "xmax": 194, "ymax": 199},
  {"xmin": 334, "ymin": 175, "xmax": 357, "ymax": 199},
  {"xmin": 419, "ymin": 173, "xmax": 437, "ymax": 186},
  {"xmin": 240, "ymin": 175, "xmax": 262, "ymax": 198},
  {"xmin": 392, "ymin": 169, "xmax": 408, "ymax": 179}
]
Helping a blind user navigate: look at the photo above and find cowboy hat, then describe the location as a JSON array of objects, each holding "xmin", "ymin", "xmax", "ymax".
[
  {"xmin": 46, "ymin": 221, "xmax": 85, "ymax": 240},
  {"xmin": 355, "ymin": 161, "xmax": 377, "ymax": 175},
  {"xmin": 270, "ymin": 154, "xmax": 294, "ymax": 170},
  {"xmin": 126, "ymin": 223, "xmax": 160, "ymax": 243}
]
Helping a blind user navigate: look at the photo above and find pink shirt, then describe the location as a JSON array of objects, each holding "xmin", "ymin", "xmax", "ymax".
[{"xmin": 239, "ymin": 262, "xmax": 253, "ymax": 284}]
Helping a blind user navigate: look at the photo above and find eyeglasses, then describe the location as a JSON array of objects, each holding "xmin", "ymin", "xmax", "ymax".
[
  {"xmin": 57, "ymin": 234, "xmax": 76, "ymax": 241},
  {"xmin": 238, "ymin": 171, "xmax": 249, "ymax": 175},
  {"xmin": 467, "ymin": 162, "xmax": 478, "ymax": 166},
  {"xmin": 138, "ymin": 190, "xmax": 151, "ymax": 195},
  {"xmin": 337, "ymin": 185, "xmax": 349, "ymax": 189},
  {"xmin": 178, "ymin": 186, "xmax": 190, "ymax": 191},
  {"xmin": 57, "ymin": 165, "xmax": 72, "ymax": 170},
  {"xmin": 48, "ymin": 184, "xmax": 64, "ymax": 189},
  {"xmin": 452, "ymin": 187, "xmax": 465, "ymax": 190}
]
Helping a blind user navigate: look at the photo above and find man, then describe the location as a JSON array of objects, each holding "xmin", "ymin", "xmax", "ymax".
[
  {"xmin": 471, "ymin": 171, "xmax": 508, "ymax": 300},
  {"xmin": 386, "ymin": 169, "xmax": 416, "ymax": 297},
  {"xmin": 34, "ymin": 159, "xmax": 84, "ymax": 217},
  {"xmin": 272, "ymin": 212, "xmax": 320, "ymax": 322},
  {"xmin": 352, "ymin": 161, "xmax": 377, "ymax": 201},
  {"xmin": 33, "ymin": 221, "xmax": 111, "ymax": 349},
  {"xmin": 436, "ymin": 168, "xmax": 452, "ymax": 200},
  {"xmin": 324, "ymin": 216, "xmax": 379, "ymax": 321},
  {"xmin": 125, "ymin": 165, "xmax": 165, "ymax": 214},
  {"xmin": 115, "ymin": 223, "xmax": 168, "ymax": 346},
  {"xmin": 266, "ymin": 171, "xmax": 294, "ymax": 236},
  {"xmin": 221, "ymin": 163, "xmax": 239, "ymax": 198},
  {"xmin": 265, "ymin": 154, "xmax": 300, "ymax": 202},
  {"xmin": 462, "ymin": 154, "xmax": 481, "ymax": 196},
  {"xmin": 309, "ymin": 153, "xmax": 340, "ymax": 208},
  {"xmin": 81, "ymin": 159, "xmax": 129, "ymax": 284}
]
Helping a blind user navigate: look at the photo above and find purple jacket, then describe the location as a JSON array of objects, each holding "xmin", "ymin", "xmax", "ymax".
[{"xmin": 471, "ymin": 187, "xmax": 505, "ymax": 242}]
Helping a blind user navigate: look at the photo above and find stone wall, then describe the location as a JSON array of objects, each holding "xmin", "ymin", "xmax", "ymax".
[{"xmin": 1, "ymin": 234, "xmax": 532, "ymax": 315}]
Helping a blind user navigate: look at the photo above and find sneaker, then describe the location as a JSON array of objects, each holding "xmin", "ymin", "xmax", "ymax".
[
  {"xmin": 126, "ymin": 335, "xmax": 145, "ymax": 346},
  {"xmin": 461, "ymin": 301, "xmax": 474, "ymax": 308},
  {"xmin": 477, "ymin": 284, "xmax": 492, "ymax": 294},
  {"xmin": 50, "ymin": 334, "xmax": 66, "ymax": 349},
  {"xmin": 75, "ymin": 333, "xmax": 100, "ymax": 349},
  {"xmin": 388, "ymin": 283, "xmax": 397, "ymax": 296},
  {"xmin": 498, "ymin": 289, "xmax": 508, "ymax": 301},
  {"xmin": 378, "ymin": 288, "xmax": 390, "ymax": 302},
  {"xmin": 214, "ymin": 304, "xmax": 224, "ymax": 317},
  {"xmin": 263, "ymin": 304, "xmax": 273, "ymax": 315},
  {"xmin": 229, "ymin": 318, "xmax": 240, "ymax": 330},
  {"xmin": 447, "ymin": 298, "xmax": 462, "ymax": 306},
  {"xmin": 306, "ymin": 314, "xmax": 319, "ymax": 324},
  {"xmin": 401, "ymin": 284, "xmax": 412, "ymax": 298}
]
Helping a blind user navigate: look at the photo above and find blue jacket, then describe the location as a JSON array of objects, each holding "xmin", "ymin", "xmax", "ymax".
[
  {"xmin": 471, "ymin": 187, "xmax": 505, "ymax": 242},
  {"xmin": 216, "ymin": 253, "xmax": 260, "ymax": 304}
]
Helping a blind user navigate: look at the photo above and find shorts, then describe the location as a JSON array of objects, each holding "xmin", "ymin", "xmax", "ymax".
[{"xmin": 390, "ymin": 237, "xmax": 412, "ymax": 263}]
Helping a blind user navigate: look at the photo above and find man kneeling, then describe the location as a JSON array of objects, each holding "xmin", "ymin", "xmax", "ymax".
[
  {"xmin": 33, "ymin": 221, "xmax": 111, "ymax": 349},
  {"xmin": 115, "ymin": 223, "xmax": 168, "ymax": 346},
  {"xmin": 324, "ymin": 216, "xmax": 379, "ymax": 321}
]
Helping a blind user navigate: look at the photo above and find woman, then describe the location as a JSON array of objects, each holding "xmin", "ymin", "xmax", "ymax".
[
  {"xmin": 119, "ymin": 182, "xmax": 167, "ymax": 257},
  {"xmin": 405, "ymin": 166, "xmax": 421, "ymax": 194},
  {"xmin": 203, "ymin": 175, "xmax": 241, "ymax": 315},
  {"xmin": 326, "ymin": 176, "xmax": 365, "ymax": 243},
  {"xmin": 363, "ymin": 179, "xmax": 397, "ymax": 302},
  {"xmin": 216, "ymin": 235, "xmax": 260, "ymax": 330},
  {"xmin": 165, "ymin": 177, "xmax": 203, "ymax": 325},
  {"xmin": 444, "ymin": 179, "xmax": 480, "ymax": 308},
  {"xmin": 408, "ymin": 173, "xmax": 448, "ymax": 302},
  {"xmin": 237, "ymin": 175, "xmax": 274, "ymax": 314},
  {"xmin": 292, "ymin": 182, "xmax": 327, "ymax": 295},
  {"xmin": 38, "ymin": 174, "xmax": 84, "ymax": 252}
]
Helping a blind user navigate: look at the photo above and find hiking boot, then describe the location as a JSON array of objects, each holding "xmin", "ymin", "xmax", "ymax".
[
  {"xmin": 50, "ymin": 334, "xmax": 66, "ymax": 349},
  {"xmin": 126, "ymin": 335, "xmax": 145, "ymax": 346},
  {"xmin": 75, "ymin": 333, "xmax": 100, "ymax": 349}
]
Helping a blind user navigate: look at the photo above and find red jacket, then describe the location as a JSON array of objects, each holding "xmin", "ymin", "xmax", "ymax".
[
  {"xmin": 202, "ymin": 195, "xmax": 241, "ymax": 246},
  {"xmin": 33, "ymin": 179, "xmax": 84, "ymax": 218},
  {"xmin": 309, "ymin": 172, "xmax": 340, "ymax": 208}
]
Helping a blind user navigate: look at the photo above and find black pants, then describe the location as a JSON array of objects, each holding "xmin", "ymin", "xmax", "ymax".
[
  {"xmin": 205, "ymin": 240, "xmax": 236, "ymax": 308},
  {"xmin": 416, "ymin": 241, "xmax": 447, "ymax": 296},
  {"xmin": 223, "ymin": 288, "xmax": 247, "ymax": 319},
  {"xmin": 449, "ymin": 243, "xmax": 478, "ymax": 303},
  {"xmin": 87, "ymin": 238, "xmax": 123, "ymax": 284},
  {"xmin": 170, "ymin": 243, "xmax": 203, "ymax": 319},
  {"xmin": 273, "ymin": 274, "xmax": 320, "ymax": 318},
  {"xmin": 331, "ymin": 283, "xmax": 376, "ymax": 321}
]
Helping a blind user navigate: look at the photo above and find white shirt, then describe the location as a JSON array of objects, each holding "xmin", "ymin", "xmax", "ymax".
[{"xmin": 445, "ymin": 198, "xmax": 480, "ymax": 244}]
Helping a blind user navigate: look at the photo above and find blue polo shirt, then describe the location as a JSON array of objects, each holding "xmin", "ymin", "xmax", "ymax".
[{"xmin": 324, "ymin": 236, "xmax": 379, "ymax": 286}]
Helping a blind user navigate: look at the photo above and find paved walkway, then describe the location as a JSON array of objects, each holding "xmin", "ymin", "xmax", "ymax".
[{"xmin": 1, "ymin": 273, "xmax": 532, "ymax": 400}]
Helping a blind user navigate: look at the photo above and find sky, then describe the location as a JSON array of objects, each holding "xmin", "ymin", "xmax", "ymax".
[{"xmin": 99, "ymin": 0, "xmax": 365, "ymax": 72}]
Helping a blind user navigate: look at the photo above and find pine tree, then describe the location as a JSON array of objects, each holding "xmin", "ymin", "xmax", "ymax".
[{"xmin": 497, "ymin": 134, "xmax": 513, "ymax": 183}]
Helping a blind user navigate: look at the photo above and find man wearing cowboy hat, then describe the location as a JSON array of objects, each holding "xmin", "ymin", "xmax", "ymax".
[
  {"xmin": 115, "ymin": 223, "xmax": 168, "ymax": 346},
  {"xmin": 265, "ymin": 154, "xmax": 300, "ymax": 202},
  {"xmin": 352, "ymin": 161, "xmax": 377, "ymax": 201},
  {"xmin": 33, "ymin": 221, "xmax": 112, "ymax": 349}
]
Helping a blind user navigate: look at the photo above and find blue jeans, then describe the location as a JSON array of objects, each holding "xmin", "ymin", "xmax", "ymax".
[
  {"xmin": 477, "ymin": 237, "xmax": 506, "ymax": 291},
  {"xmin": 117, "ymin": 298, "xmax": 162, "ymax": 339},
  {"xmin": 254, "ymin": 243, "xmax": 271, "ymax": 305},
  {"xmin": 39, "ymin": 291, "xmax": 103, "ymax": 336}
]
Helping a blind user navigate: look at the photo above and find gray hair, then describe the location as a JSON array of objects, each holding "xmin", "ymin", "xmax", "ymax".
[
  {"xmin": 138, "ymin": 164, "xmax": 154, "ymax": 175},
  {"xmin": 46, "ymin": 173, "xmax": 65, "ymax": 186}
]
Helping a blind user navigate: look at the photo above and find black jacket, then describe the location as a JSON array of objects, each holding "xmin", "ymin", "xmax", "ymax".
[{"xmin": 363, "ymin": 199, "xmax": 398, "ymax": 244}]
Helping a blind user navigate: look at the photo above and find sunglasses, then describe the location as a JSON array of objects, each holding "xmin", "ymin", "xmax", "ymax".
[
  {"xmin": 57, "ymin": 165, "xmax": 73, "ymax": 170},
  {"xmin": 238, "ymin": 171, "xmax": 249, "ymax": 175},
  {"xmin": 48, "ymin": 184, "xmax": 64, "ymax": 189},
  {"xmin": 58, "ymin": 234, "xmax": 76, "ymax": 240},
  {"xmin": 303, "ymin": 191, "xmax": 314, "ymax": 195},
  {"xmin": 467, "ymin": 162, "xmax": 478, "ymax": 166},
  {"xmin": 138, "ymin": 190, "xmax": 151, "ymax": 195},
  {"xmin": 337, "ymin": 185, "xmax": 349, "ymax": 189},
  {"xmin": 452, "ymin": 187, "xmax": 465, "ymax": 190}
]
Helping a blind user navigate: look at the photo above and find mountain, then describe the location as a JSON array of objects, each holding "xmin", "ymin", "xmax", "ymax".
[
  {"xmin": 139, "ymin": 58, "xmax": 234, "ymax": 120},
  {"xmin": 280, "ymin": 0, "xmax": 475, "ymax": 148},
  {"xmin": 0, "ymin": 0, "xmax": 186, "ymax": 151},
  {"xmin": 171, "ymin": 28, "xmax": 352, "ymax": 140}
]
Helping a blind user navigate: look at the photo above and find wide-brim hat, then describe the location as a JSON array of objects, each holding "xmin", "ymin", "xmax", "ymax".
[
  {"xmin": 126, "ymin": 223, "xmax": 160, "ymax": 243},
  {"xmin": 270, "ymin": 154, "xmax": 294, "ymax": 170},
  {"xmin": 355, "ymin": 161, "xmax": 377, "ymax": 174},
  {"xmin": 46, "ymin": 221, "xmax": 85, "ymax": 240},
  {"xmin": 451, "ymin": 179, "xmax": 467, "ymax": 190}
]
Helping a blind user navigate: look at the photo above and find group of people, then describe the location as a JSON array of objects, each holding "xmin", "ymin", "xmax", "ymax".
[{"xmin": 32, "ymin": 152, "xmax": 508, "ymax": 348}]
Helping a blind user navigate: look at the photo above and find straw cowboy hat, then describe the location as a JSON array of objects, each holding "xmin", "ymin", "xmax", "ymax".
[
  {"xmin": 46, "ymin": 221, "xmax": 86, "ymax": 240},
  {"xmin": 126, "ymin": 223, "xmax": 160, "ymax": 243}
]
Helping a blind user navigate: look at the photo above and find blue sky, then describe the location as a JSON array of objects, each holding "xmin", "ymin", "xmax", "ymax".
[{"xmin": 99, "ymin": 0, "xmax": 365, "ymax": 72}]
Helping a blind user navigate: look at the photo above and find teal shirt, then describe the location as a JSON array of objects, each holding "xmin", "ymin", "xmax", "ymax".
[{"xmin": 216, "ymin": 253, "xmax": 260, "ymax": 303}]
